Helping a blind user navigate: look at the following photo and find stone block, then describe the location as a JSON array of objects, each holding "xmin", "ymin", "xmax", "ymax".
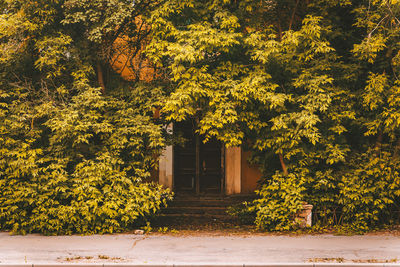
[{"xmin": 295, "ymin": 203, "xmax": 313, "ymax": 228}]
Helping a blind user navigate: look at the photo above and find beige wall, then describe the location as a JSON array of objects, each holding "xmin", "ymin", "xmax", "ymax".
[
  {"xmin": 225, "ymin": 147, "xmax": 242, "ymax": 194},
  {"xmin": 158, "ymin": 124, "xmax": 174, "ymax": 190},
  {"xmin": 158, "ymin": 145, "xmax": 173, "ymax": 190},
  {"xmin": 225, "ymin": 147, "xmax": 261, "ymax": 195},
  {"xmin": 240, "ymin": 150, "xmax": 262, "ymax": 194}
]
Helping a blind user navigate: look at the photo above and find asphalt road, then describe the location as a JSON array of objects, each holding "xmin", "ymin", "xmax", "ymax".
[{"xmin": 0, "ymin": 232, "xmax": 399, "ymax": 264}]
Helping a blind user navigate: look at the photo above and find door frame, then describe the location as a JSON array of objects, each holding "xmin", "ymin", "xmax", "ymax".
[
  {"xmin": 158, "ymin": 123, "xmax": 243, "ymax": 195},
  {"xmin": 173, "ymin": 122, "xmax": 224, "ymax": 195}
]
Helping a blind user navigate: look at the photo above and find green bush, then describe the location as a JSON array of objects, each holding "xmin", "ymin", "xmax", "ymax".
[
  {"xmin": 249, "ymin": 169, "xmax": 308, "ymax": 231},
  {"xmin": 2, "ymin": 0, "xmax": 400, "ymax": 234},
  {"xmin": 241, "ymin": 150, "xmax": 400, "ymax": 232},
  {"xmin": 0, "ymin": 0, "xmax": 175, "ymax": 235},
  {"xmin": 336, "ymin": 151, "xmax": 400, "ymax": 231},
  {"xmin": 0, "ymin": 86, "xmax": 173, "ymax": 235}
]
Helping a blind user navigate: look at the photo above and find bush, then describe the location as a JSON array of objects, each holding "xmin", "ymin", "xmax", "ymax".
[
  {"xmin": 0, "ymin": 86, "xmax": 173, "ymax": 235},
  {"xmin": 336, "ymin": 151, "xmax": 400, "ymax": 231},
  {"xmin": 242, "ymin": 150, "xmax": 400, "ymax": 232},
  {"xmin": 249, "ymin": 169, "xmax": 308, "ymax": 231}
]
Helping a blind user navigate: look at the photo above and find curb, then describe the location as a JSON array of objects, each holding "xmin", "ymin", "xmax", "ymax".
[{"xmin": 1, "ymin": 264, "xmax": 400, "ymax": 267}]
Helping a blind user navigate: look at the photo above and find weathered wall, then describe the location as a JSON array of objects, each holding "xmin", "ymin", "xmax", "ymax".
[
  {"xmin": 225, "ymin": 147, "xmax": 242, "ymax": 195},
  {"xmin": 240, "ymin": 150, "xmax": 262, "ymax": 194},
  {"xmin": 225, "ymin": 147, "xmax": 261, "ymax": 195},
  {"xmin": 110, "ymin": 17, "xmax": 156, "ymax": 83},
  {"xmin": 158, "ymin": 145, "xmax": 174, "ymax": 190},
  {"xmin": 111, "ymin": 36, "xmax": 155, "ymax": 82}
]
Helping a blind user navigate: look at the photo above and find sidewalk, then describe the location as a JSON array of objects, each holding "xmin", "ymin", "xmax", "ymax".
[{"xmin": 0, "ymin": 232, "xmax": 399, "ymax": 265}]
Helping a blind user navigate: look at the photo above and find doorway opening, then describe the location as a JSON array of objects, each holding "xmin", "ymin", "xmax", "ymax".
[{"xmin": 173, "ymin": 121, "xmax": 224, "ymax": 195}]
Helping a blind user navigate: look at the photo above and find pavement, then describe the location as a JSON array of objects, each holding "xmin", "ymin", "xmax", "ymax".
[{"xmin": 0, "ymin": 232, "xmax": 400, "ymax": 266}]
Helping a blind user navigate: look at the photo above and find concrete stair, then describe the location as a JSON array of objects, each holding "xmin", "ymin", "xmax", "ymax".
[
  {"xmin": 162, "ymin": 206, "xmax": 228, "ymax": 215},
  {"xmin": 152, "ymin": 194, "xmax": 256, "ymax": 227}
]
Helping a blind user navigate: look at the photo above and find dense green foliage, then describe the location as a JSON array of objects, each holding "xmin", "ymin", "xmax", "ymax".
[
  {"xmin": 0, "ymin": 0, "xmax": 172, "ymax": 234},
  {"xmin": 1, "ymin": 0, "xmax": 400, "ymax": 233},
  {"xmin": 147, "ymin": 0, "xmax": 400, "ymax": 231}
]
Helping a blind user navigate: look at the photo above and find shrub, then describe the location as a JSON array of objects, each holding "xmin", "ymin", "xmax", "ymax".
[
  {"xmin": 336, "ymin": 151, "xmax": 400, "ymax": 231},
  {"xmin": 0, "ymin": 86, "xmax": 173, "ymax": 235},
  {"xmin": 249, "ymin": 169, "xmax": 308, "ymax": 231},
  {"xmin": 242, "ymin": 150, "xmax": 400, "ymax": 232}
]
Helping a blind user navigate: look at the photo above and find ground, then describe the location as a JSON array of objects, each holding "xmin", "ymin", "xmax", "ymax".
[{"xmin": 1, "ymin": 231, "xmax": 399, "ymax": 264}]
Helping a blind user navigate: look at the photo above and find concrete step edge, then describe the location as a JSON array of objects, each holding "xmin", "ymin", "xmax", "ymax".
[{"xmin": 1, "ymin": 263, "xmax": 398, "ymax": 267}]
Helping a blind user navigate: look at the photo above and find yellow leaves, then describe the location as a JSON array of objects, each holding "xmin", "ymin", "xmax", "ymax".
[
  {"xmin": 329, "ymin": 125, "xmax": 347, "ymax": 135},
  {"xmin": 252, "ymin": 169, "xmax": 308, "ymax": 231},
  {"xmin": 361, "ymin": 72, "xmax": 400, "ymax": 139},
  {"xmin": 352, "ymin": 35, "xmax": 387, "ymax": 63},
  {"xmin": 375, "ymin": 0, "xmax": 400, "ymax": 6},
  {"xmin": 214, "ymin": 11, "xmax": 240, "ymax": 32},
  {"xmin": 34, "ymin": 33, "xmax": 73, "ymax": 78},
  {"xmin": 301, "ymin": 15, "xmax": 323, "ymax": 38},
  {"xmin": 392, "ymin": 50, "xmax": 400, "ymax": 72},
  {"xmin": 247, "ymin": 15, "xmax": 334, "ymax": 64},
  {"xmin": 0, "ymin": 80, "xmax": 172, "ymax": 234},
  {"xmin": 363, "ymin": 72, "xmax": 388, "ymax": 111},
  {"xmin": 325, "ymin": 144, "xmax": 349, "ymax": 165}
]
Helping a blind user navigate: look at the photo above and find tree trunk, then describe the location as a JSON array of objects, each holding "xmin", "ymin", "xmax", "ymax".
[
  {"xmin": 277, "ymin": 20, "xmax": 283, "ymax": 41},
  {"xmin": 289, "ymin": 0, "xmax": 300, "ymax": 31},
  {"xmin": 279, "ymin": 153, "xmax": 288, "ymax": 176},
  {"xmin": 394, "ymin": 138, "xmax": 400, "ymax": 159},
  {"xmin": 97, "ymin": 62, "xmax": 106, "ymax": 94},
  {"xmin": 374, "ymin": 131, "xmax": 383, "ymax": 155}
]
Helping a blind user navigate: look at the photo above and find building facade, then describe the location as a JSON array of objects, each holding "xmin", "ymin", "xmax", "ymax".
[
  {"xmin": 111, "ymin": 31, "xmax": 262, "ymax": 196},
  {"xmin": 158, "ymin": 122, "xmax": 262, "ymax": 196}
]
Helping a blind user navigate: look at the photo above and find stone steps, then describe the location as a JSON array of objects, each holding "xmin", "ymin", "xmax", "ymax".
[
  {"xmin": 169, "ymin": 199, "xmax": 238, "ymax": 207},
  {"xmin": 162, "ymin": 206, "xmax": 228, "ymax": 215},
  {"xmin": 152, "ymin": 194, "xmax": 257, "ymax": 227}
]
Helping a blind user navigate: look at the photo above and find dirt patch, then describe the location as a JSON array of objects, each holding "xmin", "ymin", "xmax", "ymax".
[
  {"xmin": 144, "ymin": 221, "xmax": 400, "ymax": 237},
  {"xmin": 60, "ymin": 254, "xmax": 126, "ymax": 263},
  {"xmin": 307, "ymin": 257, "xmax": 399, "ymax": 263}
]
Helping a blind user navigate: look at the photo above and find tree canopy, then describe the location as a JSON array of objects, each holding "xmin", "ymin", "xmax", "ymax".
[
  {"xmin": 0, "ymin": 0, "xmax": 172, "ymax": 234},
  {"xmin": 147, "ymin": 0, "xmax": 400, "ymax": 231},
  {"xmin": 0, "ymin": 0, "xmax": 400, "ymax": 233}
]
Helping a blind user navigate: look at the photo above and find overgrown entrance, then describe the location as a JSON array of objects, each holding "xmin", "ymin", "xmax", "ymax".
[{"xmin": 174, "ymin": 121, "xmax": 224, "ymax": 195}]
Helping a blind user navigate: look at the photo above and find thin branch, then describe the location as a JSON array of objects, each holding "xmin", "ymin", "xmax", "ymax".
[
  {"xmin": 386, "ymin": 0, "xmax": 400, "ymax": 25},
  {"xmin": 367, "ymin": 14, "xmax": 389, "ymax": 38},
  {"xmin": 96, "ymin": 62, "xmax": 106, "ymax": 94},
  {"xmin": 289, "ymin": 0, "xmax": 300, "ymax": 31},
  {"xmin": 108, "ymin": 0, "xmax": 158, "ymax": 46}
]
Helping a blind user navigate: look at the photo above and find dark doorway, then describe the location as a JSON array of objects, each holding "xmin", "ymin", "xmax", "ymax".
[{"xmin": 174, "ymin": 121, "xmax": 224, "ymax": 195}]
